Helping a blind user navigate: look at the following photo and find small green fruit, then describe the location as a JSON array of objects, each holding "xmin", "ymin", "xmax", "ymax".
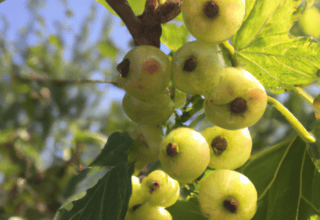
[
  {"xmin": 128, "ymin": 125, "xmax": 164, "ymax": 175},
  {"xmin": 117, "ymin": 45, "xmax": 171, "ymax": 102},
  {"xmin": 141, "ymin": 170, "xmax": 180, "ymax": 207},
  {"xmin": 159, "ymin": 127, "xmax": 210, "ymax": 184},
  {"xmin": 204, "ymin": 68, "xmax": 267, "ymax": 130},
  {"xmin": 171, "ymin": 40, "xmax": 225, "ymax": 95},
  {"xmin": 201, "ymin": 126, "xmax": 252, "ymax": 170},
  {"xmin": 130, "ymin": 203, "xmax": 172, "ymax": 220},
  {"xmin": 182, "ymin": 0, "xmax": 245, "ymax": 43},
  {"xmin": 122, "ymin": 93, "xmax": 174, "ymax": 126},
  {"xmin": 198, "ymin": 169, "xmax": 257, "ymax": 220},
  {"xmin": 128, "ymin": 176, "xmax": 146, "ymax": 209}
]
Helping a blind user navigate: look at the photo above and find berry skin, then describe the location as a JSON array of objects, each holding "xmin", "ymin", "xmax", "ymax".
[
  {"xmin": 129, "ymin": 203, "xmax": 172, "ymax": 220},
  {"xmin": 122, "ymin": 93, "xmax": 174, "ymax": 126},
  {"xmin": 159, "ymin": 127, "xmax": 210, "ymax": 184},
  {"xmin": 171, "ymin": 41, "xmax": 225, "ymax": 95},
  {"xmin": 204, "ymin": 67, "xmax": 267, "ymax": 130},
  {"xmin": 198, "ymin": 169, "xmax": 257, "ymax": 220},
  {"xmin": 141, "ymin": 170, "xmax": 180, "ymax": 207},
  {"xmin": 117, "ymin": 45, "xmax": 171, "ymax": 102},
  {"xmin": 127, "ymin": 125, "xmax": 164, "ymax": 175},
  {"xmin": 128, "ymin": 176, "xmax": 147, "ymax": 209},
  {"xmin": 201, "ymin": 126, "xmax": 252, "ymax": 170},
  {"xmin": 182, "ymin": 0, "xmax": 245, "ymax": 43}
]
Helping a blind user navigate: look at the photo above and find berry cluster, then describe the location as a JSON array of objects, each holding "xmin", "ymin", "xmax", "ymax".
[
  {"xmin": 117, "ymin": 0, "xmax": 265, "ymax": 219},
  {"xmin": 125, "ymin": 170, "xmax": 180, "ymax": 220}
]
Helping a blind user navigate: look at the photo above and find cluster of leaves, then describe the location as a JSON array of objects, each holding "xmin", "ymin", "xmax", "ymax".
[{"xmin": 1, "ymin": 0, "xmax": 320, "ymax": 220}]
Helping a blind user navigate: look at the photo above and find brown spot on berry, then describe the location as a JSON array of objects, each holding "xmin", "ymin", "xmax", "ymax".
[
  {"xmin": 223, "ymin": 198, "xmax": 238, "ymax": 213},
  {"xmin": 248, "ymin": 88, "xmax": 266, "ymax": 103},
  {"xmin": 142, "ymin": 58, "xmax": 161, "ymax": 74},
  {"xmin": 149, "ymin": 180, "xmax": 160, "ymax": 194},
  {"xmin": 152, "ymin": 180, "xmax": 160, "ymax": 187},
  {"xmin": 229, "ymin": 97, "xmax": 247, "ymax": 114},
  {"xmin": 211, "ymin": 136, "xmax": 227, "ymax": 155},
  {"xmin": 117, "ymin": 58, "xmax": 130, "ymax": 78},
  {"xmin": 203, "ymin": 1, "xmax": 219, "ymax": 19},
  {"xmin": 166, "ymin": 143, "xmax": 178, "ymax": 156},
  {"xmin": 183, "ymin": 56, "xmax": 196, "ymax": 72}
]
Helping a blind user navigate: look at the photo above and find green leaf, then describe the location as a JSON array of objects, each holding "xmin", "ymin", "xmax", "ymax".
[
  {"xmin": 234, "ymin": 0, "xmax": 302, "ymax": 49},
  {"xmin": 161, "ymin": 23, "xmax": 189, "ymax": 51},
  {"xmin": 89, "ymin": 132, "xmax": 133, "ymax": 167},
  {"xmin": 96, "ymin": 0, "xmax": 145, "ymax": 16},
  {"xmin": 236, "ymin": 36, "xmax": 320, "ymax": 90},
  {"xmin": 167, "ymin": 196, "xmax": 206, "ymax": 220},
  {"xmin": 48, "ymin": 35, "xmax": 63, "ymax": 48},
  {"xmin": 57, "ymin": 164, "xmax": 134, "ymax": 220},
  {"xmin": 98, "ymin": 41, "xmax": 118, "ymax": 59},
  {"xmin": 240, "ymin": 137, "xmax": 320, "ymax": 220}
]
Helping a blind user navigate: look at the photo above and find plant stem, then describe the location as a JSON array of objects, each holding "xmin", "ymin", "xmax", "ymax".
[
  {"xmin": 267, "ymin": 96, "xmax": 315, "ymax": 143},
  {"xmin": 219, "ymin": 41, "xmax": 238, "ymax": 67},
  {"xmin": 294, "ymin": 86, "xmax": 314, "ymax": 105}
]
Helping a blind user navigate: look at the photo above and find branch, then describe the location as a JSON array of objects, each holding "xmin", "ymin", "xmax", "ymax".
[
  {"xmin": 14, "ymin": 74, "xmax": 118, "ymax": 86},
  {"xmin": 105, "ymin": 0, "xmax": 182, "ymax": 48}
]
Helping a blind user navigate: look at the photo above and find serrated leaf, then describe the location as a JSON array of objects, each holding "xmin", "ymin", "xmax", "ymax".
[
  {"xmin": 161, "ymin": 23, "xmax": 189, "ymax": 51},
  {"xmin": 57, "ymin": 164, "xmax": 134, "ymax": 220},
  {"xmin": 236, "ymin": 36, "xmax": 320, "ymax": 90},
  {"xmin": 240, "ymin": 137, "xmax": 320, "ymax": 220},
  {"xmin": 234, "ymin": 0, "xmax": 302, "ymax": 49},
  {"xmin": 89, "ymin": 132, "xmax": 133, "ymax": 167}
]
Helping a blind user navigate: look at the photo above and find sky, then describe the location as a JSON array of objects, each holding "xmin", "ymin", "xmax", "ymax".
[{"xmin": 0, "ymin": 0, "xmax": 174, "ymax": 102}]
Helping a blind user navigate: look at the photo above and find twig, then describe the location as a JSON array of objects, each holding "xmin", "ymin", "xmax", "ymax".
[
  {"xmin": 14, "ymin": 75, "xmax": 118, "ymax": 86},
  {"xmin": 105, "ymin": 0, "xmax": 182, "ymax": 48}
]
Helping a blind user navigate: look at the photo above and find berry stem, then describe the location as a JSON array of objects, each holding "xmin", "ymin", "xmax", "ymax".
[
  {"xmin": 294, "ymin": 86, "xmax": 314, "ymax": 105},
  {"xmin": 219, "ymin": 41, "xmax": 238, "ymax": 67},
  {"xmin": 267, "ymin": 96, "xmax": 315, "ymax": 143}
]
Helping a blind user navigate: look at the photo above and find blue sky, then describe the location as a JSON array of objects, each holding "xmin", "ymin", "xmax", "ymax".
[{"xmin": 0, "ymin": 0, "xmax": 173, "ymax": 102}]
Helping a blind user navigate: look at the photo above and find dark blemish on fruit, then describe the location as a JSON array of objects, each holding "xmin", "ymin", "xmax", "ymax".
[
  {"xmin": 166, "ymin": 143, "xmax": 178, "ymax": 156},
  {"xmin": 117, "ymin": 58, "xmax": 130, "ymax": 77},
  {"xmin": 223, "ymin": 198, "xmax": 238, "ymax": 213},
  {"xmin": 142, "ymin": 58, "xmax": 161, "ymax": 74},
  {"xmin": 183, "ymin": 56, "xmax": 196, "ymax": 72},
  {"xmin": 211, "ymin": 136, "xmax": 227, "ymax": 155},
  {"xmin": 149, "ymin": 180, "xmax": 160, "ymax": 194},
  {"xmin": 229, "ymin": 97, "xmax": 247, "ymax": 114},
  {"xmin": 203, "ymin": 1, "xmax": 219, "ymax": 19}
]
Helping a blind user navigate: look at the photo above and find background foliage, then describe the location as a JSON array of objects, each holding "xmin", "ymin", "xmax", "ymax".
[{"xmin": 0, "ymin": 0, "xmax": 320, "ymax": 219}]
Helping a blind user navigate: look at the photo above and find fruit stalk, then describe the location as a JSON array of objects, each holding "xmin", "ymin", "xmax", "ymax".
[
  {"xmin": 267, "ymin": 96, "xmax": 315, "ymax": 143},
  {"xmin": 294, "ymin": 86, "xmax": 314, "ymax": 105},
  {"xmin": 219, "ymin": 41, "xmax": 238, "ymax": 67}
]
